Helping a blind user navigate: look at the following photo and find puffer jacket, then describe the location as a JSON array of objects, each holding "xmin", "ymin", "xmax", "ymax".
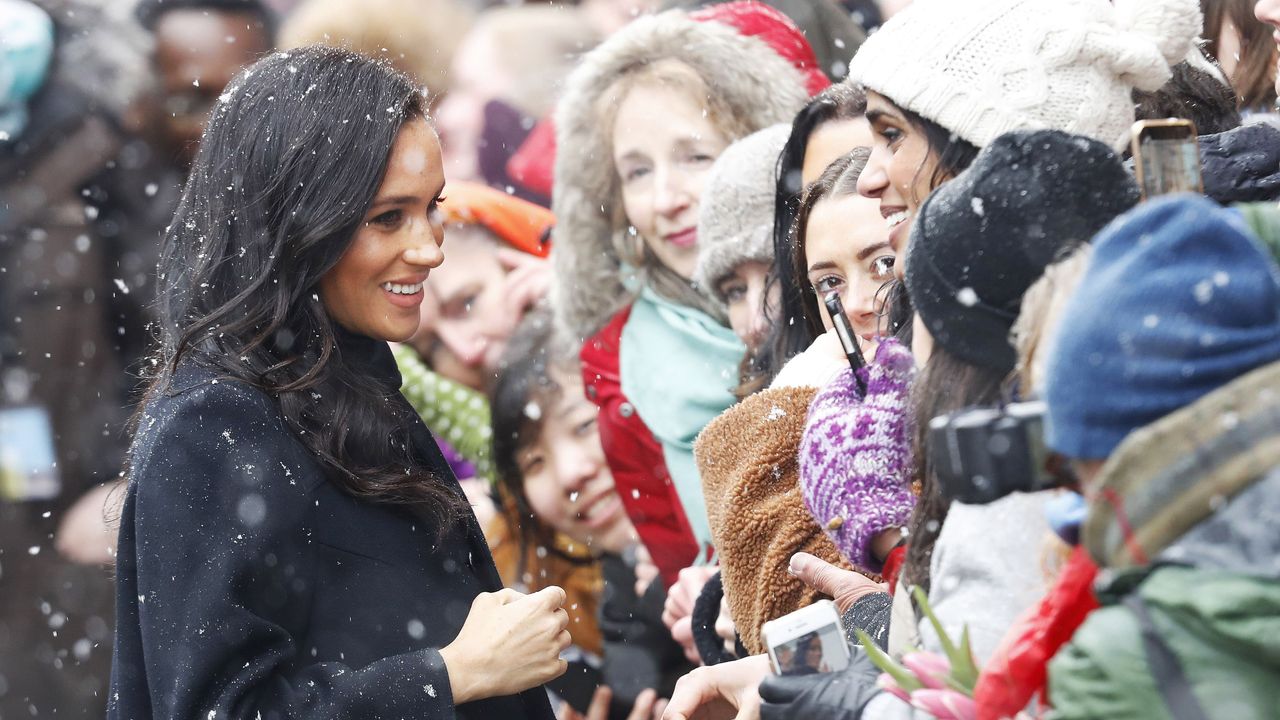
[{"xmin": 1047, "ymin": 359, "xmax": 1280, "ymax": 720}]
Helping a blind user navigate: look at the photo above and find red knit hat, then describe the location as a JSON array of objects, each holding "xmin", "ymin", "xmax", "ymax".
[{"xmin": 506, "ymin": 2, "xmax": 828, "ymax": 199}]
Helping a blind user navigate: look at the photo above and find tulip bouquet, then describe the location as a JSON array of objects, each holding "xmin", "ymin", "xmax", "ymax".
[{"xmin": 854, "ymin": 587, "xmax": 1004, "ymax": 720}]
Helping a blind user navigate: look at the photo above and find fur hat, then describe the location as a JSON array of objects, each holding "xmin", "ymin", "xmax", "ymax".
[
  {"xmin": 849, "ymin": 0, "xmax": 1202, "ymax": 149},
  {"xmin": 693, "ymin": 124, "xmax": 791, "ymax": 301},
  {"xmin": 550, "ymin": 9, "xmax": 810, "ymax": 343}
]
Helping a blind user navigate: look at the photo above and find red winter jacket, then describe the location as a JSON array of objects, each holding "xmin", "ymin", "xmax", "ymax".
[
  {"xmin": 973, "ymin": 546, "xmax": 1101, "ymax": 720},
  {"xmin": 580, "ymin": 307, "xmax": 701, "ymax": 588}
]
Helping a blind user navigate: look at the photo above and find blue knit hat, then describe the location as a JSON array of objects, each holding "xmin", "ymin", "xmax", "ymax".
[{"xmin": 1044, "ymin": 194, "xmax": 1280, "ymax": 459}]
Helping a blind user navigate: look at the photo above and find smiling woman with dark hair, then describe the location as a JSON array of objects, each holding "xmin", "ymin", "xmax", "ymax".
[{"xmin": 109, "ymin": 47, "xmax": 565, "ymax": 720}]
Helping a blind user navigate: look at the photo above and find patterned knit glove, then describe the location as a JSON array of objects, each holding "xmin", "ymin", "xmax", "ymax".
[{"xmin": 799, "ymin": 338, "xmax": 916, "ymax": 573}]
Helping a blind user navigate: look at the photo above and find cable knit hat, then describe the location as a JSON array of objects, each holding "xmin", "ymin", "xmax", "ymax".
[
  {"xmin": 849, "ymin": 0, "xmax": 1202, "ymax": 149},
  {"xmin": 906, "ymin": 130, "xmax": 1140, "ymax": 375},
  {"xmin": 1045, "ymin": 194, "xmax": 1280, "ymax": 460},
  {"xmin": 693, "ymin": 124, "xmax": 790, "ymax": 301},
  {"xmin": 550, "ymin": 9, "xmax": 810, "ymax": 343}
]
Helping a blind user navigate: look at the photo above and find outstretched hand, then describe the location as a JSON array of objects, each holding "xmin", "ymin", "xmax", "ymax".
[
  {"xmin": 662, "ymin": 654, "xmax": 770, "ymax": 720},
  {"xmin": 788, "ymin": 553, "xmax": 886, "ymax": 615}
]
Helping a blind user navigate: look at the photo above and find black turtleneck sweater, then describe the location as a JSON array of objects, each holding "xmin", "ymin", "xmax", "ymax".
[{"xmin": 108, "ymin": 336, "xmax": 556, "ymax": 720}]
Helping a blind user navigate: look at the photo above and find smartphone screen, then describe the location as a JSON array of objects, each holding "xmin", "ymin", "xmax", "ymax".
[
  {"xmin": 771, "ymin": 625, "xmax": 850, "ymax": 676},
  {"xmin": 0, "ymin": 404, "xmax": 61, "ymax": 502},
  {"xmin": 1133, "ymin": 121, "xmax": 1202, "ymax": 199}
]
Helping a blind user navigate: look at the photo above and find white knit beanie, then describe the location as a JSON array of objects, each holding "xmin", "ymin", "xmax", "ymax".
[
  {"xmin": 849, "ymin": 0, "xmax": 1203, "ymax": 150},
  {"xmin": 693, "ymin": 124, "xmax": 791, "ymax": 301}
]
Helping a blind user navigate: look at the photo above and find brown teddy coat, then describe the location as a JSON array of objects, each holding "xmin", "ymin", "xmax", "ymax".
[{"xmin": 695, "ymin": 386, "xmax": 862, "ymax": 654}]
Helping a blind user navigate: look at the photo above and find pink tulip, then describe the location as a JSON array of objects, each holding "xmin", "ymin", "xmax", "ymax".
[
  {"xmin": 910, "ymin": 689, "xmax": 977, "ymax": 720},
  {"xmin": 876, "ymin": 672, "xmax": 913, "ymax": 703},
  {"xmin": 903, "ymin": 651, "xmax": 952, "ymax": 690}
]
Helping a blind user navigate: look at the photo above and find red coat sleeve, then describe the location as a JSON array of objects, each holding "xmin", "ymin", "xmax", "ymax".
[{"xmin": 579, "ymin": 308, "xmax": 700, "ymax": 587}]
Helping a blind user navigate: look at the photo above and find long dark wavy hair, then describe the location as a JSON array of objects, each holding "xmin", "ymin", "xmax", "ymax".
[
  {"xmin": 900, "ymin": 349, "xmax": 1007, "ymax": 594},
  {"xmin": 143, "ymin": 46, "xmax": 465, "ymax": 530},
  {"xmin": 747, "ymin": 84, "xmax": 869, "ymax": 393}
]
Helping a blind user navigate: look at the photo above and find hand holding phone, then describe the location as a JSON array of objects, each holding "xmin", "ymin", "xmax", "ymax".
[
  {"xmin": 761, "ymin": 600, "xmax": 851, "ymax": 676},
  {"xmin": 1131, "ymin": 119, "xmax": 1203, "ymax": 200}
]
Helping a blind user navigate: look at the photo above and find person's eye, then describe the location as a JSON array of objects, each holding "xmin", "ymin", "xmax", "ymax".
[
  {"xmin": 520, "ymin": 454, "xmax": 545, "ymax": 476},
  {"xmin": 812, "ymin": 275, "xmax": 844, "ymax": 294},
  {"xmin": 690, "ymin": 152, "xmax": 717, "ymax": 164},
  {"xmin": 574, "ymin": 416, "xmax": 597, "ymax": 436},
  {"xmin": 441, "ymin": 294, "xmax": 476, "ymax": 319},
  {"xmin": 870, "ymin": 255, "xmax": 896, "ymax": 281},
  {"xmin": 622, "ymin": 166, "xmax": 650, "ymax": 183},
  {"xmin": 721, "ymin": 282, "xmax": 748, "ymax": 304},
  {"xmin": 428, "ymin": 195, "xmax": 447, "ymax": 224},
  {"xmin": 875, "ymin": 125, "xmax": 904, "ymax": 148},
  {"xmin": 369, "ymin": 209, "xmax": 403, "ymax": 229}
]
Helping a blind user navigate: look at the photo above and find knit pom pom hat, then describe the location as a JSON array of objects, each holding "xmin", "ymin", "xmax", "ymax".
[
  {"xmin": 849, "ymin": 0, "xmax": 1202, "ymax": 149},
  {"xmin": 550, "ymin": 9, "xmax": 810, "ymax": 344},
  {"xmin": 693, "ymin": 124, "xmax": 791, "ymax": 301}
]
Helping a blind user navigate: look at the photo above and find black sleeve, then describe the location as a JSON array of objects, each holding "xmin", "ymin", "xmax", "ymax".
[{"xmin": 126, "ymin": 382, "xmax": 458, "ymax": 719}]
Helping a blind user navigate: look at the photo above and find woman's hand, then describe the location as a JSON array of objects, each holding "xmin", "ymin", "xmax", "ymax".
[
  {"xmin": 440, "ymin": 585, "xmax": 571, "ymax": 703},
  {"xmin": 788, "ymin": 552, "xmax": 886, "ymax": 615},
  {"xmin": 498, "ymin": 247, "xmax": 552, "ymax": 318},
  {"xmin": 562, "ymin": 686, "xmax": 666, "ymax": 720},
  {"xmin": 663, "ymin": 566, "xmax": 719, "ymax": 664},
  {"xmin": 662, "ymin": 654, "xmax": 771, "ymax": 720}
]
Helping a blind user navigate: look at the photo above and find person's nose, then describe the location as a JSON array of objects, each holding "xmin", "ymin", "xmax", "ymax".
[
  {"xmin": 858, "ymin": 146, "xmax": 891, "ymax": 198},
  {"xmin": 1256, "ymin": 0, "xmax": 1280, "ymax": 27},
  {"xmin": 402, "ymin": 224, "xmax": 445, "ymax": 269},
  {"xmin": 556, "ymin": 442, "xmax": 601, "ymax": 497},
  {"xmin": 746, "ymin": 287, "xmax": 770, "ymax": 347},
  {"xmin": 653, "ymin": 165, "xmax": 692, "ymax": 219},
  {"xmin": 435, "ymin": 322, "xmax": 485, "ymax": 368}
]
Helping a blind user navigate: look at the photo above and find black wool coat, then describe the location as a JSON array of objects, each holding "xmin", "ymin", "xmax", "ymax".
[{"xmin": 108, "ymin": 335, "xmax": 556, "ymax": 720}]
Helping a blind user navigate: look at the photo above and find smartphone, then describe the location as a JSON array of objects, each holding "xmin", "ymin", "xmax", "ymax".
[
  {"xmin": 823, "ymin": 291, "xmax": 868, "ymax": 395},
  {"xmin": 761, "ymin": 599, "xmax": 851, "ymax": 676},
  {"xmin": 1130, "ymin": 119, "xmax": 1203, "ymax": 200}
]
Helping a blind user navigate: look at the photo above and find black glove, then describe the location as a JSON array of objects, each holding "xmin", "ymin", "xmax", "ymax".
[{"xmin": 759, "ymin": 645, "xmax": 884, "ymax": 720}]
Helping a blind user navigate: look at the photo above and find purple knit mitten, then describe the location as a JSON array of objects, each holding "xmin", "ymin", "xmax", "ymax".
[{"xmin": 799, "ymin": 338, "xmax": 916, "ymax": 572}]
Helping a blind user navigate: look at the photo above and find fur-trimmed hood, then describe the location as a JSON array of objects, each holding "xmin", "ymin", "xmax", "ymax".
[{"xmin": 549, "ymin": 9, "xmax": 810, "ymax": 344}]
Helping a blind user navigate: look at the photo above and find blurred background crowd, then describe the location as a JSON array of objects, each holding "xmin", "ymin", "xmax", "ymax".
[{"xmin": 3, "ymin": 0, "xmax": 1280, "ymax": 717}]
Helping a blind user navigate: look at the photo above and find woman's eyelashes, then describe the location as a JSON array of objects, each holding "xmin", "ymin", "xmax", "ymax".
[
  {"xmin": 720, "ymin": 281, "xmax": 748, "ymax": 304},
  {"xmin": 812, "ymin": 273, "xmax": 844, "ymax": 295},
  {"xmin": 369, "ymin": 208, "xmax": 403, "ymax": 228},
  {"xmin": 368, "ymin": 196, "xmax": 448, "ymax": 229},
  {"xmin": 871, "ymin": 255, "xmax": 895, "ymax": 281}
]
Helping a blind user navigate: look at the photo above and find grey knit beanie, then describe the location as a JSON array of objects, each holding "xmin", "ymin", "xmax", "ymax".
[{"xmin": 694, "ymin": 124, "xmax": 791, "ymax": 301}]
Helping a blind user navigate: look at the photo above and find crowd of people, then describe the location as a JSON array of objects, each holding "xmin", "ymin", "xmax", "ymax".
[{"xmin": 3, "ymin": 0, "xmax": 1280, "ymax": 717}]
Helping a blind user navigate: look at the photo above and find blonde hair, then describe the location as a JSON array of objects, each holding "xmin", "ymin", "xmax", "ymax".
[
  {"xmin": 279, "ymin": 0, "xmax": 474, "ymax": 97},
  {"xmin": 593, "ymin": 59, "xmax": 751, "ymax": 322},
  {"xmin": 1012, "ymin": 243, "xmax": 1094, "ymax": 396},
  {"xmin": 1011, "ymin": 243, "xmax": 1094, "ymax": 580}
]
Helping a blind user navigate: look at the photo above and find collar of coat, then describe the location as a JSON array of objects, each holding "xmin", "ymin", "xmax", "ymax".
[{"xmin": 1083, "ymin": 359, "xmax": 1280, "ymax": 570}]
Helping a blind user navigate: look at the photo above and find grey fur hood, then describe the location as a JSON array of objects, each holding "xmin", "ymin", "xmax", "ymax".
[{"xmin": 549, "ymin": 9, "xmax": 809, "ymax": 343}]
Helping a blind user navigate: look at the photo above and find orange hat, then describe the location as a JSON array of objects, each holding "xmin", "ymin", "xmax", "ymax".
[{"xmin": 442, "ymin": 181, "xmax": 554, "ymax": 258}]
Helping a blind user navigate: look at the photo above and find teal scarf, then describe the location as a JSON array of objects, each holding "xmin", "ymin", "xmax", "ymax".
[{"xmin": 620, "ymin": 287, "xmax": 745, "ymax": 560}]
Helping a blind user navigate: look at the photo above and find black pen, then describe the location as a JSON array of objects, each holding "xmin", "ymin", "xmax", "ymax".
[{"xmin": 823, "ymin": 290, "xmax": 868, "ymax": 395}]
